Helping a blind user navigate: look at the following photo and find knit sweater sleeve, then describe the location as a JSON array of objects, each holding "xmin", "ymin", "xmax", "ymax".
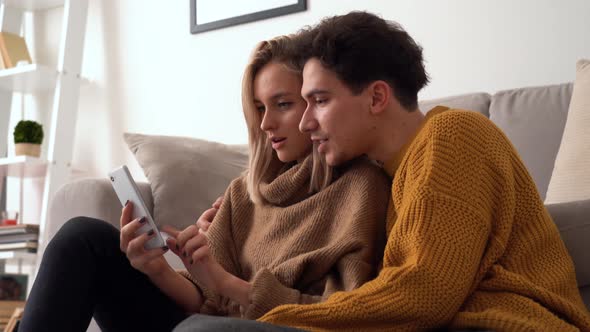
[
  {"xmin": 259, "ymin": 112, "xmax": 505, "ymax": 331},
  {"xmin": 243, "ymin": 259, "xmax": 371, "ymax": 320},
  {"xmin": 188, "ymin": 178, "xmax": 245, "ymax": 316},
  {"xmin": 243, "ymin": 161, "xmax": 390, "ymax": 320}
]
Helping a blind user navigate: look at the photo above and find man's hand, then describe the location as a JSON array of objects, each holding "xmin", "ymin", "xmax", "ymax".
[{"xmin": 196, "ymin": 196, "xmax": 223, "ymax": 232}]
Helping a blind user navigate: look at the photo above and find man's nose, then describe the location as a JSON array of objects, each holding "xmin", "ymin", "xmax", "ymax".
[{"xmin": 299, "ymin": 107, "xmax": 318, "ymax": 133}]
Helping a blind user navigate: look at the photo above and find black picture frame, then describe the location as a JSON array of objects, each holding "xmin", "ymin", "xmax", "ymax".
[{"xmin": 190, "ymin": 0, "xmax": 307, "ymax": 34}]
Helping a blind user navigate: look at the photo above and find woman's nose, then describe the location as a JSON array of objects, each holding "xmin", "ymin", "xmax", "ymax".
[{"xmin": 260, "ymin": 111, "xmax": 275, "ymax": 131}]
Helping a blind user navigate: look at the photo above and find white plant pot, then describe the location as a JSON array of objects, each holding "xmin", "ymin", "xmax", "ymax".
[{"xmin": 15, "ymin": 143, "xmax": 41, "ymax": 157}]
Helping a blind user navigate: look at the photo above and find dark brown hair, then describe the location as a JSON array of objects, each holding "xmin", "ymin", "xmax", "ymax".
[{"xmin": 295, "ymin": 11, "xmax": 429, "ymax": 110}]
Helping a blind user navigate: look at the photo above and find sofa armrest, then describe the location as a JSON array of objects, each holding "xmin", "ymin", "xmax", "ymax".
[
  {"xmin": 47, "ymin": 178, "xmax": 186, "ymax": 271},
  {"xmin": 47, "ymin": 178, "xmax": 153, "ymax": 243}
]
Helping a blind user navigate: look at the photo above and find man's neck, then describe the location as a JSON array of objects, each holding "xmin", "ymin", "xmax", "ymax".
[{"xmin": 369, "ymin": 108, "xmax": 426, "ymax": 165}]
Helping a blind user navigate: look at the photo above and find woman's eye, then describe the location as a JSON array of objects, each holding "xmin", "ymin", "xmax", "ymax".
[
  {"xmin": 278, "ymin": 101, "xmax": 293, "ymax": 109},
  {"xmin": 256, "ymin": 105, "xmax": 265, "ymax": 113}
]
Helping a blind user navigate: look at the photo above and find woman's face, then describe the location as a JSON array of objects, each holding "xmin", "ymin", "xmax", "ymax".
[{"xmin": 254, "ymin": 62, "xmax": 311, "ymax": 162}]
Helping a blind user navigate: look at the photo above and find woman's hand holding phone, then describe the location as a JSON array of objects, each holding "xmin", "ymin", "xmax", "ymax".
[{"xmin": 120, "ymin": 201, "xmax": 171, "ymax": 278}]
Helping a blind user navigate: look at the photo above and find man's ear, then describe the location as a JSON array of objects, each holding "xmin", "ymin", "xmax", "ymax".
[{"xmin": 368, "ymin": 81, "xmax": 391, "ymax": 115}]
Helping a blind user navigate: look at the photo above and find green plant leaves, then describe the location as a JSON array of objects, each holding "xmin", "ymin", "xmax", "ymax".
[{"xmin": 13, "ymin": 120, "xmax": 44, "ymax": 144}]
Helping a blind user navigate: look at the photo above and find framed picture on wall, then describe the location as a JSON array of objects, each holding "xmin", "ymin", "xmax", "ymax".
[{"xmin": 190, "ymin": 0, "xmax": 307, "ymax": 34}]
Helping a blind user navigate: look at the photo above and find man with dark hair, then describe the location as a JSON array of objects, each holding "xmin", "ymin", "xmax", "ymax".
[{"xmin": 258, "ymin": 11, "xmax": 590, "ymax": 331}]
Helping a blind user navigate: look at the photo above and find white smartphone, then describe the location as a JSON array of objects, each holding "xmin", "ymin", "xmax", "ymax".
[{"xmin": 108, "ymin": 165, "xmax": 166, "ymax": 250}]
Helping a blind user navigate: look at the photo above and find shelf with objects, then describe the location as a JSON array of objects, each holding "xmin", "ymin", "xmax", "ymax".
[
  {"xmin": 0, "ymin": 1, "xmax": 89, "ymax": 323},
  {"xmin": 3, "ymin": 0, "xmax": 65, "ymax": 11}
]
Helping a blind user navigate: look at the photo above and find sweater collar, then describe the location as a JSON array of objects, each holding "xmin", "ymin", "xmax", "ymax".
[
  {"xmin": 259, "ymin": 155, "xmax": 313, "ymax": 206},
  {"xmin": 384, "ymin": 106, "xmax": 450, "ymax": 177}
]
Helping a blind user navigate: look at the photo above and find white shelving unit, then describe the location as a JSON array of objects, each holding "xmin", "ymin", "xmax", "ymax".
[
  {"xmin": 3, "ymin": 0, "xmax": 64, "ymax": 11},
  {"xmin": 0, "ymin": 64, "xmax": 58, "ymax": 93},
  {"xmin": 0, "ymin": 0, "xmax": 88, "ymax": 290},
  {"xmin": 0, "ymin": 250, "xmax": 36, "ymax": 262},
  {"xmin": 0, "ymin": 156, "xmax": 48, "ymax": 178}
]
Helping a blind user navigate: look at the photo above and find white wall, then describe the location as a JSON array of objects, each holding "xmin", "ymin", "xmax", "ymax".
[{"xmin": 39, "ymin": 0, "xmax": 590, "ymax": 181}]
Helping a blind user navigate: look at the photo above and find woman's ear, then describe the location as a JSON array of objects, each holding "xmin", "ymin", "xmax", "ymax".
[{"xmin": 369, "ymin": 80, "xmax": 391, "ymax": 115}]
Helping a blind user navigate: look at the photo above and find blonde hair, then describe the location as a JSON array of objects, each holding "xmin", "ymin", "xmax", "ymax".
[{"xmin": 242, "ymin": 36, "xmax": 332, "ymax": 204}]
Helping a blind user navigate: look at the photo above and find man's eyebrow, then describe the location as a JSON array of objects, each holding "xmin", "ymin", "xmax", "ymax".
[{"xmin": 304, "ymin": 89, "xmax": 329, "ymax": 99}]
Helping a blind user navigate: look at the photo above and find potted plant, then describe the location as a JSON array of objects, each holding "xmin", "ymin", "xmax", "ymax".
[{"xmin": 14, "ymin": 120, "xmax": 44, "ymax": 157}]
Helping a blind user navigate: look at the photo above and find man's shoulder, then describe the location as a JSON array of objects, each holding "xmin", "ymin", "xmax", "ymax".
[
  {"xmin": 429, "ymin": 108, "xmax": 489, "ymax": 128},
  {"xmin": 425, "ymin": 108, "xmax": 499, "ymax": 141}
]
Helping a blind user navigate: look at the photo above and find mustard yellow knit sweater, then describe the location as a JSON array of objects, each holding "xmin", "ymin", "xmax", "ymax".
[{"xmin": 259, "ymin": 107, "xmax": 590, "ymax": 331}]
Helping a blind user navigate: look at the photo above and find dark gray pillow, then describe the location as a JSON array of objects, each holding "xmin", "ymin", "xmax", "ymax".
[{"xmin": 546, "ymin": 199, "xmax": 590, "ymax": 288}]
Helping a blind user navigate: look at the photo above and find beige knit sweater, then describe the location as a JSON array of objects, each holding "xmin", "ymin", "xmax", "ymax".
[{"xmin": 185, "ymin": 156, "xmax": 390, "ymax": 319}]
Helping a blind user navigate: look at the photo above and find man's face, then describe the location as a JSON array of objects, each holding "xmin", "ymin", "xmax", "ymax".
[{"xmin": 300, "ymin": 58, "xmax": 373, "ymax": 166}]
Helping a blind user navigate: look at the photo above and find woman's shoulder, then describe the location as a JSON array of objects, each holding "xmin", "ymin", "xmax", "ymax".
[{"xmin": 227, "ymin": 172, "xmax": 249, "ymax": 192}]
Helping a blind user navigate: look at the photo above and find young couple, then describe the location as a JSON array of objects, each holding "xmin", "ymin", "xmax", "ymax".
[{"xmin": 20, "ymin": 11, "xmax": 590, "ymax": 332}]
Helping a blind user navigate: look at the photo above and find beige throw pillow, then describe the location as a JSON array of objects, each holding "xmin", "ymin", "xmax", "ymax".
[
  {"xmin": 545, "ymin": 59, "xmax": 590, "ymax": 203},
  {"xmin": 124, "ymin": 133, "xmax": 248, "ymax": 230}
]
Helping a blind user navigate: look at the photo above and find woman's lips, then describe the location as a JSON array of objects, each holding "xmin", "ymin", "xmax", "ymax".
[{"xmin": 271, "ymin": 137, "xmax": 286, "ymax": 149}]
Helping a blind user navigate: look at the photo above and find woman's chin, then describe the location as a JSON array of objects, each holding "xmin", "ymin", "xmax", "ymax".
[{"xmin": 276, "ymin": 153, "xmax": 293, "ymax": 163}]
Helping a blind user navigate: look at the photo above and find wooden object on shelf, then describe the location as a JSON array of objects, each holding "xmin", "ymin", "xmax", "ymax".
[
  {"xmin": 0, "ymin": 32, "xmax": 31, "ymax": 69},
  {"xmin": 3, "ymin": 306, "xmax": 23, "ymax": 332},
  {"xmin": 0, "ymin": 301, "xmax": 24, "ymax": 321},
  {"xmin": 14, "ymin": 144, "xmax": 40, "ymax": 158}
]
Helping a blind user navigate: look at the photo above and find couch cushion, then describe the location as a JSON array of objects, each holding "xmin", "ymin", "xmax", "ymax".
[
  {"xmin": 545, "ymin": 59, "xmax": 590, "ymax": 204},
  {"xmin": 489, "ymin": 83, "xmax": 573, "ymax": 200},
  {"xmin": 419, "ymin": 92, "xmax": 491, "ymax": 117},
  {"xmin": 48, "ymin": 179, "xmax": 153, "ymax": 239},
  {"xmin": 545, "ymin": 199, "xmax": 590, "ymax": 288},
  {"xmin": 124, "ymin": 133, "xmax": 248, "ymax": 230}
]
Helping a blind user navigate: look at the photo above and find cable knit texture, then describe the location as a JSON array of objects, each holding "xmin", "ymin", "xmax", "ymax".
[
  {"xmin": 182, "ymin": 155, "xmax": 390, "ymax": 319},
  {"xmin": 259, "ymin": 107, "xmax": 590, "ymax": 331}
]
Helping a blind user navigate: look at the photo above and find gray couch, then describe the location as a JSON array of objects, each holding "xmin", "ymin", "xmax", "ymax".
[{"xmin": 48, "ymin": 82, "xmax": 590, "ymax": 313}]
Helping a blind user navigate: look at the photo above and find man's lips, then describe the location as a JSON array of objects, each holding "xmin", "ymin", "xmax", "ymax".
[
  {"xmin": 312, "ymin": 137, "xmax": 329, "ymax": 153},
  {"xmin": 311, "ymin": 137, "xmax": 328, "ymax": 144}
]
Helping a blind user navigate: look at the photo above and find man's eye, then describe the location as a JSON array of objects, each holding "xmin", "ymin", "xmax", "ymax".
[{"xmin": 315, "ymin": 98, "xmax": 326, "ymax": 105}]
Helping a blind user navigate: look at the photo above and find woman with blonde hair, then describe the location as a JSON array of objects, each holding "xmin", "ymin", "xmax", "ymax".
[{"xmin": 19, "ymin": 35, "xmax": 390, "ymax": 332}]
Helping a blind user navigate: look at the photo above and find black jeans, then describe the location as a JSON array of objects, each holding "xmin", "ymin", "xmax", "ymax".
[{"xmin": 19, "ymin": 217, "xmax": 188, "ymax": 332}]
